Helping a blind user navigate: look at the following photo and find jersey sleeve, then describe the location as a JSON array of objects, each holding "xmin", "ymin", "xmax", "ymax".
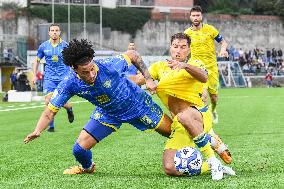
[
  {"xmin": 184, "ymin": 27, "xmax": 191, "ymax": 36},
  {"xmin": 107, "ymin": 54, "xmax": 132, "ymax": 75},
  {"xmin": 148, "ymin": 62, "xmax": 161, "ymax": 80},
  {"xmin": 210, "ymin": 25, "xmax": 223, "ymax": 43},
  {"xmin": 48, "ymin": 79, "xmax": 74, "ymax": 113},
  {"xmin": 36, "ymin": 43, "xmax": 45, "ymax": 61},
  {"xmin": 126, "ymin": 64, "xmax": 138, "ymax": 75}
]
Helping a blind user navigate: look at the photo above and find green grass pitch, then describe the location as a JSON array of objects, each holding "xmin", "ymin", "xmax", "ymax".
[{"xmin": 0, "ymin": 88, "xmax": 283, "ymax": 188}]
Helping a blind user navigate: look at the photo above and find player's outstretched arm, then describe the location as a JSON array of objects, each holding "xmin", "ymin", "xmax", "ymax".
[
  {"xmin": 125, "ymin": 50, "xmax": 156, "ymax": 93},
  {"xmin": 32, "ymin": 60, "xmax": 40, "ymax": 85},
  {"xmin": 128, "ymin": 73, "xmax": 145, "ymax": 86},
  {"xmin": 24, "ymin": 107, "xmax": 56, "ymax": 144},
  {"xmin": 219, "ymin": 39, "xmax": 228, "ymax": 57}
]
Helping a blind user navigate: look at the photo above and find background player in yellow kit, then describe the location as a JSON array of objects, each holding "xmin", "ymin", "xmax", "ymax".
[{"xmin": 184, "ymin": 6, "xmax": 228, "ymax": 124}]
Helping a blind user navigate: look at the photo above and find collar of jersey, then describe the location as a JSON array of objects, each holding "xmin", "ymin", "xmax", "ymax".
[
  {"xmin": 49, "ymin": 38, "xmax": 62, "ymax": 47},
  {"xmin": 76, "ymin": 63, "xmax": 99, "ymax": 86},
  {"xmin": 190, "ymin": 23, "xmax": 204, "ymax": 31}
]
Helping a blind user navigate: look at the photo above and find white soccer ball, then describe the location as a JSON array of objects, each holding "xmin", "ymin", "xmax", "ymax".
[{"xmin": 174, "ymin": 147, "xmax": 203, "ymax": 176}]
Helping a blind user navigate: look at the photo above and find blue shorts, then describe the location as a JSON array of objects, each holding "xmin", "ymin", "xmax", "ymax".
[
  {"xmin": 84, "ymin": 103, "xmax": 164, "ymax": 142},
  {"xmin": 43, "ymin": 80, "xmax": 61, "ymax": 94}
]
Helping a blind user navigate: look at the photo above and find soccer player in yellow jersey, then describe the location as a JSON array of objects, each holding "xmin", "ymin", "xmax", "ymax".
[
  {"xmin": 131, "ymin": 33, "xmax": 233, "ymax": 180},
  {"xmin": 149, "ymin": 33, "xmax": 234, "ymax": 180},
  {"xmin": 184, "ymin": 6, "xmax": 228, "ymax": 124}
]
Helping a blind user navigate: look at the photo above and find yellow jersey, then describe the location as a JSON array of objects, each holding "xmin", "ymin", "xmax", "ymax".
[
  {"xmin": 149, "ymin": 60, "xmax": 206, "ymax": 108},
  {"xmin": 184, "ymin": 24, "xmax": 220, "ymax": 68}
]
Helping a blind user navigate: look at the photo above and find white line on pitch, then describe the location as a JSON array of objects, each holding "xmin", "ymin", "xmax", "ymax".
[{"xmin": 0, "ymin": 100, "xmax": 88, "ymax": 112}]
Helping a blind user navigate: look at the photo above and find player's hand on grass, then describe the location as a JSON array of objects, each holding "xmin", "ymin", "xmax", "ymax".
[
  {"xmin": 24, "ymin": 131, "xmax": 41, "ymax": 144},
  {"xmin": 145, "ymin": 79, "xmax": 157, "ymax": 95}
]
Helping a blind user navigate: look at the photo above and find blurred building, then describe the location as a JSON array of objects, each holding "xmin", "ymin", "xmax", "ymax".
[
  {"xmin": 0, "ymin": 0, "xmax": 28, "ymax": 7},
  {"xmin": 30, "ymin": 0, "xmax": 100, "ymax": 6},
  {"xmin": 118, "ymin": 0, "xmax": 193, "ymax": 11},
  {"xmin": 30, "ymin": 0, "xmax": 193, "ymax": 11}
]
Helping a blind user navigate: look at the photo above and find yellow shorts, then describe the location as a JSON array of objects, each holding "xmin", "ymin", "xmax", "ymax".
[
  {"xmin": 206, "ymin": 66, "xmax": 219, "ymax": 95},
  {"xmin": 164, "ymin": 108, "xmax": 213, "ymax": 150}
]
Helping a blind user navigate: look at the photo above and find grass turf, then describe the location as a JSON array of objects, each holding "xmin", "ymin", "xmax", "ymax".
[{"xmin": 0, "ymin": 88, "xmax": 283, "ymax": 188}]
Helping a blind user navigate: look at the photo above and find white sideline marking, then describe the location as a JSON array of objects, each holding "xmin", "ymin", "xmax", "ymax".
[{"xmin": 0, "ymin": 100, "xmax": 88, "ymax": 112}]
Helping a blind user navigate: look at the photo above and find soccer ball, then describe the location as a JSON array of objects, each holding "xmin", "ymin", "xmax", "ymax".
[{"xmin": 174, "ymin": 147, "xmax": 203, "ymax": 176}]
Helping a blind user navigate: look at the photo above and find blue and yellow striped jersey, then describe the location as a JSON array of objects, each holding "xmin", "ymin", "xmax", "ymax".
[
  {"xmin": 48, "ymin": 55, "xmax": 152, "ymax": 121},
  {"xmin": 37, "ymin": 38, "xmax": 70, "ymax": 81}
]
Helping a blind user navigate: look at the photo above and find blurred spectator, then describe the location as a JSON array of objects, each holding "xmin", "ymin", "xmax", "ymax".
[
  {"xmin": 3, "ymin": 48, "xmax": 9, "ymax": 61},
  {"xmin": 36, "ymin": 71, "xmax": 44, "ymax": 92},
  {"xmin": 16, "ymin": 72, "xmax": 31, "ymax": 91},
  {"xmin": 265, "ymin": 71, "xmax": 273, "ymax": 88},
  {"xmin": 10, "ymin": 70, "xmax": 17, "ymax": 90},
  {"xmin": 233, "ymin": 48, "xmax": 240, "ymax": 61},
  {"xmin": 278, "ymin": 49, "xmax": 283, "ymax": 58},
  {"xmin": 8, "ymin": 49, "xmax": 13, "ymax": 59},
  {"xmin": 272, "ymin": 48, "xmax": 277, "ymax": 65}
]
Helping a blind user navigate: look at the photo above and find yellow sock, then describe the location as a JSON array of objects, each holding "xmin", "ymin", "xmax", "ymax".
[
  {"xmin": 201, "ymin": 162, "xmax": 210, "ymax": 174},
  {"xmin": 199, "ymin": 142, "xmax": 215, "ymax": 159}
]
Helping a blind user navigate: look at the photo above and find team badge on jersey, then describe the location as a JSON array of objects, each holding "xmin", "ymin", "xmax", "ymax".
[
  {"xmin": 140, "ymin": 115, "xmax": 152, "ymax": 125},
  {"xmin": 52, "ymin": 55, "xmax": 59, "ymax": 62},
  {"xmin": 96, "ymin": 94, "xmax": 110, "ymax": 104},
  {"xmin": 103, "ymin": 80, "xmax": 111, "ymax": 88},
  {"xmin": 93, "ymin": 112, "xmax": 102, "ymax": 120}
]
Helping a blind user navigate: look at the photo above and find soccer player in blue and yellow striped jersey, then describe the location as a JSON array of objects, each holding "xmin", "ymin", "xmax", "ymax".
[
  {"xmin": 32, "ymin": 24, "xmax": 74, "ymax": 132},
  {"xmin": 24, "ymin": 39, "xmax": 173, "ymax": 175},
  {"xmin": 184, "ymin": 6, "xmax": 228, "ymax": 124}
]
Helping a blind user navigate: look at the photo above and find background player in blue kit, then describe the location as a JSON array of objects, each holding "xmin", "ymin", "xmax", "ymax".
[
  {"xmin": 24, "ymin": 39, "xmax": 173, "ymax": 174},
  {"xmin": 32, "ymin": 23, "xmax": 74, "ymax": 132}
]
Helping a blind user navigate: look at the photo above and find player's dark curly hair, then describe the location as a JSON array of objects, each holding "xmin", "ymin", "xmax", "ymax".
[
  {"xmin": 62, "ymin": 39, "xmax": 94, "ymax": 69},
  {"xmin": 171, "ymin": 33, "xmax": 191, "ymax": 46}
]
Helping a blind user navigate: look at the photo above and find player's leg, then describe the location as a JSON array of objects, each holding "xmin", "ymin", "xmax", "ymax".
[
  {"xmin": 163, "ymin": 149, "xmax": 183, "ymax": 176},
  {"xmin": 154, "ymin": 113, "xmax": 172, "ymax": 137},
  {"xmin": 128, "ymin": 100, "xmax": 172, "ymax": 137},
  {"xmin": 201, "ymin": 106, "xmax": 233, "ymax": 164},
  {"xmin": 45, "ymin": 92, "xmax": 55, "ymax": 132},
  {"xmin": 63, "ymin": 102, "xmax": 74, "ymax": 123},
  {"xmin": 163, "ymin": 120, "xmax": 210, "ymax": 176},
  {"xmin": 43, "ymin": 80, "xmax": 57, "ymax": 131},
  {"xmin": 210, "ymin": 93, "xmax": 218, "ymax": 121},
  {"xmin": 64, "ymin": 118, "xmax": 116, "ymax": 174},
  {"xmin": 163, "ymin": 149, "xmax": 211, "ymax": 176},
  {"xmin": 177, "ymin": 107, "xmax": 223, "ymax": 180},
  {"xmin": 207, "ymin": 66, "xmax": 219, "ymax": 124},
  {"xmin": 208, "ymin": 129, "xmax": 232, "ymax": 164}
]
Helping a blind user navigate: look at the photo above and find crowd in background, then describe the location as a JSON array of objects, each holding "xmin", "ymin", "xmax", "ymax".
[{"xmin": 226, "ymin": 47, "xmax": 284, "ymax": 76}]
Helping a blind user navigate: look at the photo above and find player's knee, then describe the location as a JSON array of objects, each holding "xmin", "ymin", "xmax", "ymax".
[
  {"xmin": 177, "ymin": 111, "xmax": 194, "ymax": 128},
  {"xmin": 163, "ymin": 162, "xmax": 178, "ymax": 176},
  {"xmin": 176, "ymin": 112, "xmax": 188, "ymax": 125}
]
